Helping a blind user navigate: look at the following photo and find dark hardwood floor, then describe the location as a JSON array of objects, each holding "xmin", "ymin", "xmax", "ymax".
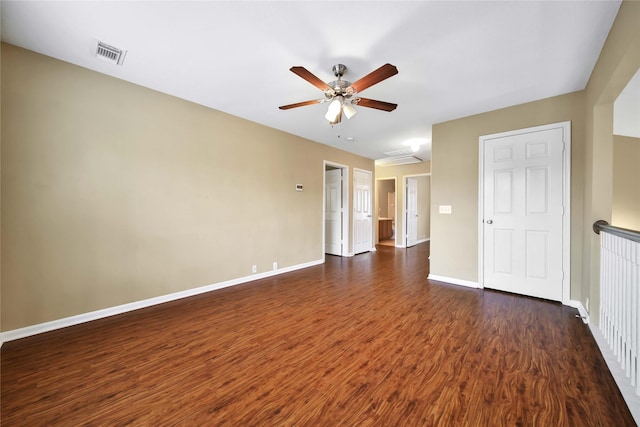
[{"xmin": 1, "ymin": 242, "xmax": 635, "ymax": 426}]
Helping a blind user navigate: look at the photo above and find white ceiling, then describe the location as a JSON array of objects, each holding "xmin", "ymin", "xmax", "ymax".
[{"xmin": 1, "ymin": 1, "xmax": 622, "ymax": 161}]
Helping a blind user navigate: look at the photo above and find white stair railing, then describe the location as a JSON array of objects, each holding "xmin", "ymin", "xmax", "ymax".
[{"xmin": 595, "ymin": 220, "xmax": 640, "ymax": 396}]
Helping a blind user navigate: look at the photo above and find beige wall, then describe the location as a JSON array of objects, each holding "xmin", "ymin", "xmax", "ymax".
[
  {"xmin": 377, "ymin": 179, "xmax": 395, "ymax": 219},
  {"xmin": 612, "ymin": 135, "xmax": 640, "ymax": 231},
  {"xmin": 431, "ymin": 0, "xmax": 640, "ymax": 324},
  {"xmin": 431, "ymin": 93, "xmax": 585, "ymax": 290},
  {"xmin": 581, "ymin": 0, "xmax": 640, "ymax": 323},
  {"xmin": 375, "ymin": 161, "xmax": 431, "ymax": 246},
  {"xmin": 1, "ymin": 44, "xmax": 374, "ymax": 330}
]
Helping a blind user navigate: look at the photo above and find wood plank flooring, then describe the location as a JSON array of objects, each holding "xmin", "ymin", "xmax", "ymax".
[{"xmin": 1, "ymin": 243, "xmax": 635, "ymax": 426}]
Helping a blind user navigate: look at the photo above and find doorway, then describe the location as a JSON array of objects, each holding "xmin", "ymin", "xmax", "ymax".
[
  {"xmin": 479, "ymin": 121, "xmax": 570, "ymax": 302},
  {"xmin": 376, "ymin": 177, "xmax": 397, "ymax": 247},
  {"xmin": 401, "ymin": 174, "xmax": 431, "ymax": 248},
  {"xmin": 324, "ymin": 162, "xmax": 349, "ymax": 257}
]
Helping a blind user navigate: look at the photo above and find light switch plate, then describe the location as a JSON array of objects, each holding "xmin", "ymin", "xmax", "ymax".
[{"xmin": 439, "ymin": 205, "xmax": 452, "ymax": 214}]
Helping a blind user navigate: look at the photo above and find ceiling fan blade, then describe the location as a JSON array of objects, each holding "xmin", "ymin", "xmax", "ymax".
[
  {"xmin": 279, "ymin": 99, "xmax": 322, "ymax": 110},
  {"xmin": 349, "ymin": 63, "xmax": 398, "ymax": 93},
  {"xmin": 290, "ymin": 66, "xmax": 332, "ymax": 91},
  {"xmin": 355, "ymin": 98, "xmax": 398, "ymax": 112}
]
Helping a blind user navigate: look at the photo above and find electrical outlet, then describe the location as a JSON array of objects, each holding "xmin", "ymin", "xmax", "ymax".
[
  {"xmin": 585, "ymin": 297, "xmax": 590, "ymax": 313},
  {"xmin": 273, "ymin": 262, "xmax": 278, "ymax": 271},
  {"xmin": 252, "ymin": 265, "xmax": 257, "ymax": 273}
]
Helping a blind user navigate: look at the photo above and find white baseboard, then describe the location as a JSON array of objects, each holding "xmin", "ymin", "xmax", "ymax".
[
  {"xmin": 427, "ymin": 274, "xmax": 480, "ymax": 289},
  {"xmin": 395, "ymin": 238, "xmax": 430, "ymax": 249},
  {"xmin": 0, "ymin": 258, "xmax": 324, "ymax": 344},
  {"xmin": 589, "ymin": 324, "xmax": 640, "ymax": 425},
  {"xmin": 568, "ymin": 300, "xmax": 590, "ymax": 324}
]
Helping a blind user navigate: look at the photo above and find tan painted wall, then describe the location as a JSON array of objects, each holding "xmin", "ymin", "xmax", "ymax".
[
  {"xmin": 431, "ymin": 93, "xmax": 585, "ymax": 290},
  {"xmin": 431, "ymin": 0, "xmax": 640, "ymax": 324},
  {"xmin": 375, "ymin": 161, "xmax": 430, "ymax": 246},
  {"xmin": 581, "ymin": 0, "xmax": 640, "ymax": 323},
  {"xmin": 1, "ymin": 44, "xmax": 374, "ymax": 330},
  {"xmin": 612, "ymin": 135, "xmax": 640, "ymax": 231}
]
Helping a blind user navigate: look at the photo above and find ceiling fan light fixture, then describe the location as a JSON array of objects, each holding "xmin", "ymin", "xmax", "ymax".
[
  {"xmin": 404, "ymin": 138, "xmax": 429, "ymax": 153},
  {"xmin": 343, "ymin": 102, "xmax": 357, "ymax": 119},
  {"xmin": 325, "ymin": 97, "xmax": 342, "ymax": 122}
]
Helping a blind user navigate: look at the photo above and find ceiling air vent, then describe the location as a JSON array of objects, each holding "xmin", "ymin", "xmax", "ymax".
[
  {"xmin": 375, "ymin": 155, "xmax": 423, "ymax": 167},
  {"xmin": 95, "ymin": 40, "xmax": 126, "ymax": 66},
  {"xmin": 383, "ymin": 147, "xmax": 416, "ymax": 157}
]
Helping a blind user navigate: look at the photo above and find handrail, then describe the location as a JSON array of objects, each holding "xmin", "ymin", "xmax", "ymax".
[{"xmin": 593, "ymin": 220, "xmax": 640, "ymax": 244}]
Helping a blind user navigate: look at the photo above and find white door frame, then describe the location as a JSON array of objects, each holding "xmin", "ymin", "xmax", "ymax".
[
  {"xmin": 353, "ymin": 168, "xmax": 374, "ymax": 254},
  {"xmin": 478, "ymin": 121, "xmax": 571, "ymax": 304},
  {"xmin": 375, "ymin": 176, "xmax": 397, "ymax": 245},
  {"xmin": 323, "ymin": 161, "xmax": 349, "ymax": 259},
  {"xmin": 402, "ymin": 173, "xmax": 431, "ymax": 249}
]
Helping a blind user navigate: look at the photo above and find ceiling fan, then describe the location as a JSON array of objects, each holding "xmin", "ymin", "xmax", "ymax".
[{"xmin": 279, "ymin": 63, "xmax": 398, "ymax": 125}]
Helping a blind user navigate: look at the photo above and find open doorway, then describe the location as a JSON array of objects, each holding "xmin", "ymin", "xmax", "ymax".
[
  {"xmin": 376, "ymin": 177, "xmax": 397, "ymax": 246},
  {"xmin": 402, "ymin": 174, "xmax": 431, "ymax": 248},
  {"xmin": 324, "ymin": 162, "xmax": 349, "ymax": 257}
]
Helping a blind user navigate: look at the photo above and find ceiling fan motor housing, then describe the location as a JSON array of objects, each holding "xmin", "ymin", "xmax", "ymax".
[
  {"xmin": 326, "ymin": 64, "xmax": 354, "ymax": 98},
  {"xmin": 325, "ymin": 79, "xmax": 353, "ymax": 98},
  {"xmin": 332, "ymin": 64, "xmax": 347, "ymax": 78}
]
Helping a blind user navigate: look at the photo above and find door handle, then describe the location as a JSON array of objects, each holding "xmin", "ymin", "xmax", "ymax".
[{"xmin": 486, "ymin": 220, "xmax": 493, "ymax": 224}]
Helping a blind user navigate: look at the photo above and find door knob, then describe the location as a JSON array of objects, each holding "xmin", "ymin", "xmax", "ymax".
[{"xmin": 486, "ymin": 220, "xmax": 493, "ymax": 224}]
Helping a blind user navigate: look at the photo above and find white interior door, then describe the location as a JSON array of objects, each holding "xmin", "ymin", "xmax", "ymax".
[
  {"xmin": 354, "ymin": 169, "xmax": 372, "ymax": 254},
  {"xmin": 482, "ymin": 125, "xmax": 566, "ymax": 301},
  {"xmin": 406, "ymin": 177, "xmax": 418, "ymax": 247},
  {"xmin": 325, "ymin": 168, "xmax": 342, "ymax": 256}
]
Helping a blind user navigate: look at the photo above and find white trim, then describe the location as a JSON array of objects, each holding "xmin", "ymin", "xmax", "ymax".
[
  {"xmin": 568, "ymin": 300, "xmax": 590, "ymax": 324},
  {"xmin": 478, "ymin": 121, "xmax": 571, "ymax": 303},
  {"xmin": 392, "ymin": 238, "xmax": 429, "ymax": 249},
  {"xmin": 403, "ymin": 173, "xmax": 432, "ymax": 178},
  {"xmin": 0, "ymin": 258, "xmax": 324, "ymax": 343},
  {"xmin": 428, "ymin": 274, "xmax": 480, "ymax": 289},
  {"xmin": 323, "ymin": 161, "xmax": 349, "ymax": 258},
  {"xmin": 590, "ymin": 324, "xmax": 640, "ymax": 424}
]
